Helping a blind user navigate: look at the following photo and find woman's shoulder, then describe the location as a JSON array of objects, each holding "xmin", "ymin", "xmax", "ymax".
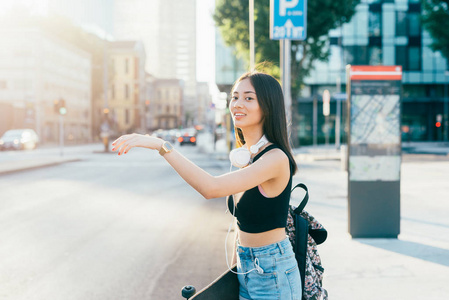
[{"xmin": 257, "ymin": 144, "xmax": 289, "ymax": 163}]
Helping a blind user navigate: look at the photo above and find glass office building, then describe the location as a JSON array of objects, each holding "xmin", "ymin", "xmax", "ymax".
[{"xmin": 298, "ymin": 0, "xmax": 449, "ymax": 145}]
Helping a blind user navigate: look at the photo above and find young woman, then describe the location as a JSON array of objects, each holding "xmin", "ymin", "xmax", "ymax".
[{"xmin": 111, "ymin": 71, "xmax": 301, "ymax": 299}]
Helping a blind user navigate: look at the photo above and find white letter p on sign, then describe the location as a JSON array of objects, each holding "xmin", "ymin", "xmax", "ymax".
[{"xmin": 280, "ymin": 0, "xmax": 299, "ymax": 16}]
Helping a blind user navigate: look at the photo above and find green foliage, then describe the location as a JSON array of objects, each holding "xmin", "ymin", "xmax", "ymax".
[
  {"xmin": 214, "ymin": 0, "xmax": 360, "ymax": 96},
  {"xmin": 421, "ymin": 0, "xmax": 449, "ymax": 61}
]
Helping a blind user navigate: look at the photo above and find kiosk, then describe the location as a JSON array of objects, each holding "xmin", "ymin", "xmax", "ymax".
[{"xmin": 346, "ymin": 65, "xmax": 402, "ymax": 238}]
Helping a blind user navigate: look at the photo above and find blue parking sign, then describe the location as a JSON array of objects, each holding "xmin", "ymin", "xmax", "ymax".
[{"xmin": 270, "ymin": 0, "xmax": 307, "ymax": 40}]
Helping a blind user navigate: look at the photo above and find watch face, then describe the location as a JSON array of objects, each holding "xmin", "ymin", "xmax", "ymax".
[{"xmin": 164, "ymin": 142, "xmax": 173, "ymax": 151}]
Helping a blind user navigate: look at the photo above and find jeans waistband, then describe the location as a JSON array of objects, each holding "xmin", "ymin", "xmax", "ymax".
[{"xmin": 237, "ymin": 237, "xmax": 291, "ymax": 257}]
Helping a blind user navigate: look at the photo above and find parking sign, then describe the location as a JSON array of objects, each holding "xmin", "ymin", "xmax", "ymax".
[{"xmin": 270, "ymin": 0, "xmax": 307, "ymax": 40}]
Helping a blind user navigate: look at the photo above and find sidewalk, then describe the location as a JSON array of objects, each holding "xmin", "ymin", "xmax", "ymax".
[
  {"xmin": 292, "ymin": 156, "xmax": 449, "ymax": 299},
  {"xmin": 0, "ymin": 143, "xmax": 108, "ymax": 176}
]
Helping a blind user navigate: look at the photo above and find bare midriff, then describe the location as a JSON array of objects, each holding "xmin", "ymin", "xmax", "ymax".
[{"xmin": 237, "ymin": 227, "xmax": 287, "ymax": 248}]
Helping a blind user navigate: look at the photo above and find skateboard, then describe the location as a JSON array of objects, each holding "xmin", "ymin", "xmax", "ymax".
[{"xmin": 181, "ymin": 265, "xmax": 239, "ymax": 299}]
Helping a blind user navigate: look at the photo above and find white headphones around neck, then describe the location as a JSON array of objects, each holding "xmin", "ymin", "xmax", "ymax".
[{"xmin": 229, "ymin": 135, "xmax": 268, "ymax": 168}]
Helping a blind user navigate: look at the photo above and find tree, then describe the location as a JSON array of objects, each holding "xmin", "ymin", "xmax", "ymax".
[
  {"xmin": 214, "ymin": 0, "xmax": 360, "ymax": 146},
  {"xmin": 421, "ymin": 0, "xmax": 449, "ymax": 61},
  {"xmin": 214, "ymin": 0, "xmax": 360, "ymax": 96}
]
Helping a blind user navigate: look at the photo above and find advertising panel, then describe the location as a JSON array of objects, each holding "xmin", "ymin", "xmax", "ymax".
[{"xmin": 347, "ymin": 65, "xmax": 402, "ymax": 238}]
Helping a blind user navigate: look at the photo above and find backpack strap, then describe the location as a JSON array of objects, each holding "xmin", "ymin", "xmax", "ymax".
[
  {"xmin": 291, "ymin": 183, "xmax": 328, "ymax": 245},
  {"xmin": 294, "ymin": 212, "xmax": 308, "ymax": 296},
  {"xmin": 291, "ymin": 183, "xmax": 309, "ymax": 214}
]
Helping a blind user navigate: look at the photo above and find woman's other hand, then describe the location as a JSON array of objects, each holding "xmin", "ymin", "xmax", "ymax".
[{"xmin": 111, "ymin": 134, "xmax": 163, "ymax": 155}]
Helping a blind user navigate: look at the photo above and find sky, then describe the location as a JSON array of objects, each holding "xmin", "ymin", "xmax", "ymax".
[
  {"xmin": 0, "ymin": 0, "xmax": 216, "ymax": 83},
  {"xmin": 196, "ymin": 0, "xmax": 216, "ymax": 83}
]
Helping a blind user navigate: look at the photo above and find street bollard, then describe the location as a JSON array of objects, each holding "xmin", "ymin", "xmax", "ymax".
[{"xmin": 340, "ymin": 145, "xmax": 347, "ymax": 171}]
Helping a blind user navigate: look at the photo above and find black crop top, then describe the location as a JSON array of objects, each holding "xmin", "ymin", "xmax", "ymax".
[{"xmin": 227, "ymin": 144, "xmax": 293, "ymax": 233}]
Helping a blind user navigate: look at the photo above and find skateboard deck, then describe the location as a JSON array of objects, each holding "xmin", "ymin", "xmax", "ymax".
[{"xmin": 189, "ymin": 265, "xmax": 239, "ymax": 300}]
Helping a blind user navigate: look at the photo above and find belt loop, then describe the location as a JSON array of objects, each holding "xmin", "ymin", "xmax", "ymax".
[{"xmin": 277, "ymin": 242, "xmax": 284, "ymax": 254}]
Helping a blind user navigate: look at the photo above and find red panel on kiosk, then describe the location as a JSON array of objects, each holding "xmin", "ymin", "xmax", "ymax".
[{"xmin": 350, "ymin": 65, "xmax": 402, "ymax": 81}]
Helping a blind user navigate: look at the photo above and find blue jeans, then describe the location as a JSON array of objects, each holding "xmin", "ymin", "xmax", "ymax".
[{"xmin": 236, "ymin": 237, "xmax": 302, "ymax": 300}]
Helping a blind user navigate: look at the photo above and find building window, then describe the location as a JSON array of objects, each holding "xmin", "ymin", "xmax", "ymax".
[
  {"xmin": 166, "ymin": 105, "xmax": 170, "ymax": 113},
  {"xmin": 111, "ymin": 84, "xmax": 115, "ymax": 99},
  {"xmin": 0, "ymin": 80, "xmax": 6, "ymax": 89},
  {"xmin": 396, "ymin": 46, "xmax": 421, "ymax": 71},
  {"xmin": 396, "ymin": 11, "xmax": 421, "ymax": 37},
  {"xmin": 369, "ymin": 46, "xmax": 382, "ymax": 65},
  {"xmin": 110, "ymin": 58, "xmax": 115, "ymax": 76},
  {"xmin": 408, "ymin": 13, "xmax": 421, "ymax": 37},
  {"xmin": 396, "ymin": 11, "xmax": 407, "ymax": 36},
  {"xmin": 396, "ymin": 46, "xmax": 407, "ymax": 69},
  {"xmin": 125, "ymin": 109, "xmax": 130, "ymax": 124},
  {"xmin": 125, "ymin": 58, "xmax": 129, "ymax": 74},
  {"xmin": 125, "ymin": 84, "xmax": 129, "ymax": 99},
  {"xmin": 368, "ymin": 10, "xmax": 381, "ymax": 37},
  {"xmin": 408, "ymin": 47, "xmax": 420, "ymax": 71},
  {"xmin": 345, "ymin": 46, "xmax": 368, "ymax": 65}
]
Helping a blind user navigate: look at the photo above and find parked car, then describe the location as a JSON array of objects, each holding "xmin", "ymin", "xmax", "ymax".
[
  {"xmin": 0, "ymin": 129, "xmax": 39, "ymax": 151},
  {"xmin": 151, "ymin": 129, "xmax": 177, "ymax": 143},
  {"xmin": 178, "ymin": 128, "xmax": 197, "ymax": 146}
]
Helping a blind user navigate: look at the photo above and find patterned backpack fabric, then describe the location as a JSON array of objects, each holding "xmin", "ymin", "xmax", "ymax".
[{"xmin": 286, "ymin": 183, "xmax": 328, "ymax": 300}]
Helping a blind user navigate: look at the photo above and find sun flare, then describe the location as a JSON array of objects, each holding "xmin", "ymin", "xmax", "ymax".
[{"xmin": 0, "ymin": 0, "xmax": 48, "ymax": 16}]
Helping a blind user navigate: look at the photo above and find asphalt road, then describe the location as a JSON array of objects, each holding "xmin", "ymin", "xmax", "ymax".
[{"xmin": 0, "ymin": 145, "xmax": 235, "ymax": 300}]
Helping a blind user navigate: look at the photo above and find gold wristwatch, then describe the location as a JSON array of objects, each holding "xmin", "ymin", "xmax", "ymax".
[{"xmin": 159, "ymin": 141, "xmax": 174, "ymax": 156}]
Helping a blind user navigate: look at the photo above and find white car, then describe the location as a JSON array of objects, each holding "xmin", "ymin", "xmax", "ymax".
[{"xmin": 0, "ymin": 129, "xmax": 39, "ymax": 150}]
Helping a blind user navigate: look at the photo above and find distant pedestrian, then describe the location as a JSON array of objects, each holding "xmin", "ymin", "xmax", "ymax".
[{"xmin": 112, "ymin": 71, "xmax": 301, "ymax": 299}]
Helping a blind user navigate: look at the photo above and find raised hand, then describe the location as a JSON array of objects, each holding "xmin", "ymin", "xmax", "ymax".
[{"xmin": 111, "ymin": 134, "xmax": 163, "ymax": 156}]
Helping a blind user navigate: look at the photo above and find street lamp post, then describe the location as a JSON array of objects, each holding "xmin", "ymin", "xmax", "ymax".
[
  {"xmin": 445, "ymin": 70, "xmax": 449, "ymax": 142},
  {"xmin": 249, "ymin": 0, "xmax": 255, "ymax": 70}
]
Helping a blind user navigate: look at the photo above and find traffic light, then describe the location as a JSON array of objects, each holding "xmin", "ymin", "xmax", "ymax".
[
  {"xmin": 59, "ymin": 99, "xmax": 66, "ymax": 115},
  {"xmin": 54, "ymin": 99, "xmax": 67, "ymax": 115},
  {"xmin": 436, "ymin": 114, "xmax": 442, "ymax": 128}
]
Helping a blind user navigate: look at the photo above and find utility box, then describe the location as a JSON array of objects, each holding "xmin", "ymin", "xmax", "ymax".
[{"xmin": 346, "ymin": 65, "xmax": 402, "ymax": 238}]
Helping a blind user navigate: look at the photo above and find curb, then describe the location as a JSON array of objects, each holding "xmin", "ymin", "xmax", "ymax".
[{"xmin": 0, "ymin": 157, "xmax": 82, "ymax": 176}]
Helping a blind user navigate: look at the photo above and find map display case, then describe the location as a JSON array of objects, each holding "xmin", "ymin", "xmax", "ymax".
[{"xmin": 346, "ymin": 65, "xmax": 402, "ymax": 238}]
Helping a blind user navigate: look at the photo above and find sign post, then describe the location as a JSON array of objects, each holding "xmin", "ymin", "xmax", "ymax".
[
  {"xmin": 270, "ymin": 0, "xmax": 307, "ymax": 142},
  {"xmin": 347, "ymin": 65, "xmax": 402, "ymax": 238},
  {"xmin": 323, "ymin": 90, "xmax": 330, "ymax": 146}
]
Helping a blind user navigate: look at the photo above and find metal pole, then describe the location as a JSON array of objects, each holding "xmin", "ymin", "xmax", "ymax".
[
  {"xmin": 103, "ymin": 38, "xmax": 109, "ymax": 152},
  {"xmin": 336, "ymin": 98, "xmax": 341, "ymax": 148},
  {"xmin": 336, "ymin": 23, "xmax": 343, "ymax": 149},
  {"xmin": 59, "ymin": 114, "xmax": 64, "ymax": 157},
  {"xmin": 249, "ymin": 0, "xmax": 255, "ymax": 70},
  {"xmin": 280, "ymin": 39, "xmax": 292, "ymax": 141},
  {"xmin": 445, "ymin": 71, "xmax": 449, "ymax": 142},
  {"xmin": 226, "ymin": 112, "xmax": 231, "ymax": 152},
  {"xmin": 313, "ymin": 96, "xmax": 317, "ymax": 146},
  {"xmin": 284, "ymin": 39, "xmax": 292, "ymax": 128}
]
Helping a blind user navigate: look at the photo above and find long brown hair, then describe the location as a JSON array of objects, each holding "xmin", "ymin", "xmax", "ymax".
[{"xmin": 231, "ymin": 71, "xmax": 297, "ymax": 174}]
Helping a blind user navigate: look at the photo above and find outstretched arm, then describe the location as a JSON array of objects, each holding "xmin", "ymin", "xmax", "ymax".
[{"xmin": 112, "ymin": 134, "xmax": 288, "ymax": 199}]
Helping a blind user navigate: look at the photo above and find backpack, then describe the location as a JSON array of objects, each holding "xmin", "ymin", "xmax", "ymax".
[{"xmin": 286, "ymin": 183, "xmax": 328, "ymax": 300}]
